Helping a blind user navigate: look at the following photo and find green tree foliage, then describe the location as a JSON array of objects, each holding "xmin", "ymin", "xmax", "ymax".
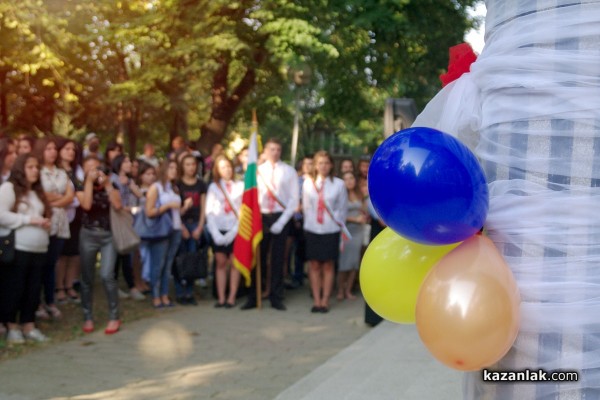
[{"xmin": 0, "ymin": 0, "xmax": 480, "ymax": 156}]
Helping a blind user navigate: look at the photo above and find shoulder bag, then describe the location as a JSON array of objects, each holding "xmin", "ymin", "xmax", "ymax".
[
  {"xmin": 110, "ymin": 207, "xmax": 141, "ymax": 255},
  {"xmin": 133, "ymin": 184, "xmax": 173, "ymax": 240}
]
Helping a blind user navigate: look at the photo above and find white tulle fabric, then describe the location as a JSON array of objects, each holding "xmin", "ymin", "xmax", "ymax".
[{"xmin": 413, "ymin": 1, "xmax": 600, "ymax": 399}]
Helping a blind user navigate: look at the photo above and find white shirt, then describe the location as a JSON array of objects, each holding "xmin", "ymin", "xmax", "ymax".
[
  {"xmin": 0, "ymin": 182, "xmax": 50, "ymax": 253},
  {"xmin": 302, "ymin": 176, "xmax": 348, "ymax": 234},
  {"xmin": 257, "ymin": 160, "xmax": 299, "ymax": 226},
  {"xmin": 206, "ymin": 179, "xmax": 243, "ymax": 240}
]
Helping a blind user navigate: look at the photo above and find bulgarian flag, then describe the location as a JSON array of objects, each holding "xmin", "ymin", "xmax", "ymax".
[{"xmin": 233, "ymin": 124, "xmax": 263, "ymax": 287}]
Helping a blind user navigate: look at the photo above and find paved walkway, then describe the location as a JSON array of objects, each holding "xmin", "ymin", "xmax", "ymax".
[
  {"xmin": 276, "ymin": 322, "xmax": 462, "ymax": 400},
  {"xmin": 0, "ymin": 286, "xmax": 370, "ymax": 400}
]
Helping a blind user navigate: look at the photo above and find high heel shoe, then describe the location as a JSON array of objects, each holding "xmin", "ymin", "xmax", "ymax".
[
  {"xmin": 82, "ymin": 320, "xmax": 94, "ymax": 333},
  {"xmin": 104, "ymin": 320, "xmax": 121, "ymax": 335}
]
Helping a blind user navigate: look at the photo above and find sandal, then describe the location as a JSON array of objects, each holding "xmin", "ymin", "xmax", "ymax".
[
  {"xmin": 35, "ymin": 306, "xmax": 50, "ymax": 320},
  {"xmin": 45, "ymin": 304, "xmax": 62, "ymax": 319},
  {"xmin": 66, "ymin": 287, "xmax": 81, "ymax": 303},
  {"xmin": 55, "ymin": 288, "xmax": 68, "ymax": 305}
]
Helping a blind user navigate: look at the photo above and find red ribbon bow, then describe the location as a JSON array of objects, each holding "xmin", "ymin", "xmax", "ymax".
[{"xmin": 439, "ymin": 43, "xmax": 477, "ymax": 87}]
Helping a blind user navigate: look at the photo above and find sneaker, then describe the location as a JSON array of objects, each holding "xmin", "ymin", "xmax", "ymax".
[
  {"xmin": 198, "ymin": 278, "xmax": 208, "ymax": 288},
  {"xmin": 118, "ymin": 289, "xmax": 130, "ymax": 299},
  {"xmin": 24, "ymin": 328, "xmax": 49, "ymax": 343},
  {"xmin": 129, "ymin": 288, "xmax": 146, "ymax": 301},
  {"xmin": 6, "ymin": 329, "xmax": 25, "ymax": 344}
]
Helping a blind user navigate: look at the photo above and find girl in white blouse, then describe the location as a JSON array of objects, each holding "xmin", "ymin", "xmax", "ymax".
[
  {"xmin": 206, "ymin": 155, "xmax": 243, "ymax": 308},
  {"xmin": 302, "ymin": 151, "xmax": 348, "ymax": 313},
  {"xmin": 0, "ymin": 154, "xmax": 52, "ymax": 343}
]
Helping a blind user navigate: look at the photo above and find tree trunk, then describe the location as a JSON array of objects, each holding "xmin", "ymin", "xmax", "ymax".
[
  {"xmin": 170, "ymin": 99, "xmax": 189, "ymax": 144},
  {"xmin": 197, "ymin": 55, "xmax": 260, "ymax": 154},
  {"xmin": 126, "ymin": 104, "xmax": 140, "ymax": 157},
  {"xmin": 0, "ymin": 69, "xmax": 7, "ymax": 132}
]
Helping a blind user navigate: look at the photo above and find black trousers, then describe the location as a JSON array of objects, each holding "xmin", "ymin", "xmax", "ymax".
[
  {"xmin": 0, "ymin": 250, "xmax": 45, "ymax": 324},
  {"xmin": 247, "ymin": 213, "xmax": 291, "ymax": 305},
  {"xmin": 114, "ymin": 253, "xmax": 134, "ymax": 289}
]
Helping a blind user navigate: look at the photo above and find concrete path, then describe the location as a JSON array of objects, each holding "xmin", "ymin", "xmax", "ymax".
[
  {"xmin": 0, "ymin": 286, "xmax": 371, "ymax": 400},
  {"xmin": 275, "ymin": 322, "xmax": 463, "ymax": 400}
]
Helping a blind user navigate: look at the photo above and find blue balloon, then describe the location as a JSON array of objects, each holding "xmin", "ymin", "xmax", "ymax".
[{"xmin": 368, "ymin": 127, "xmax": 488, "ymax": 245}]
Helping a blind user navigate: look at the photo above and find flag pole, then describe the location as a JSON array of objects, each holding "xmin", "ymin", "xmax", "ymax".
[
  {"xmin": 252, "ymin": 108, "xmax": 262, "ymax": 310},
  {"xmin": 255, "ymin": 243, "xmax": 262, "ymax": 309}
]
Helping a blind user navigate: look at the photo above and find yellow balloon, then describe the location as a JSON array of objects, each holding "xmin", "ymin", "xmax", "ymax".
[
  {"xmin": 360, "ymin": 228, "xmax": 459, "ymax": 324},
  {"xmin": 415, "ymin": 235, "xmax": 521, "ymax": 371}
]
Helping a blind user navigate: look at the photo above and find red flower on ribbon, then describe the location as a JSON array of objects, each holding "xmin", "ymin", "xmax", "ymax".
[{"xmin": 439, "ymin": 43, "xmax": 478, "ymax": 87}]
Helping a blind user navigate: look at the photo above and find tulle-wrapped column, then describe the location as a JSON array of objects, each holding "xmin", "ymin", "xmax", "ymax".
[{"xmin": 414, "ymin": 1, "xmax": 600, "ymax": 398}]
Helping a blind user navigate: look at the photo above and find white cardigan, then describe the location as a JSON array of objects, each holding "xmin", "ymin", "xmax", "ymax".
[{"xmin": 0, "ymin": 182, "xmax": 50, "ymax": 253}]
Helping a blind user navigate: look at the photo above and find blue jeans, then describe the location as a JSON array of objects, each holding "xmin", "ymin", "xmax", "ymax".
[
  {"xmin": 175, "ymin": 222, "xmax": 199, "ymax": 298},
  {"xmin": 139, "ymin": 241, "xmax": 151, "ymax": 283},
  {"xmin": 148, "ymin": 238, "xmax": 168, "ymax": 299},
  {"xmin": 149, "ymin": 231, "xmax": 182, "ymax": 299}
]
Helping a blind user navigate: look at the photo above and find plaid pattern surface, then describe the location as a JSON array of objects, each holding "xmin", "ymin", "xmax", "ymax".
[{"xmin": 463, "ymin": 1, "xmax": 600, "ymax": 399}]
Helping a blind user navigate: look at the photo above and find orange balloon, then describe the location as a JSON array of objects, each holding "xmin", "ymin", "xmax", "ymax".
[{"xmin": 415, "ymin": 235, "xmax": 520, "ymax": 371}]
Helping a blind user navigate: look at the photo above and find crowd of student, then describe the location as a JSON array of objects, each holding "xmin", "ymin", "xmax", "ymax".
[{"xmin": 0, "ymin": 132, "xmax": 384, "ymax": 345}]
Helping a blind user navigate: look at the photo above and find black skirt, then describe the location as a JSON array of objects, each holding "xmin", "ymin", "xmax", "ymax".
[
  {"xmin": 62, "ymin": 208, "xmax": 83, "ymax": 256},
  {"xmin": 305, "ymin": 231, "xmax": 340, "ymax": 262},
  {"xmin": 211, "ymin": 230, "xmax": 234, "ymax": 255}
]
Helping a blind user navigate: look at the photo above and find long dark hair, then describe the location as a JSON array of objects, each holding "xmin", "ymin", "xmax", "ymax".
[
  {"xmin": 9, "ymin": 154, "xmax": 52, "ymax": 218},
  {"xmin": 18, "ymin": 135, "xmax": 36, "ymax": 153},
  {"xmin": 342, "ymin": 171, "xmax": 362, "ymax": 201},
  {"xmin": 136, "ymin": 160, "xmax": 156, "ymax": 186},
  {"xmin": 104, "ymin": 141, "xmax": 123, "ymax": 167},
  {"xmin": 55, "ymin": 137, "xmax": 81, "ymax": 172},
  {"xmin": 111, "ymin": 153, "xmax": 128, "ymax": 175},
  {"xmin": 157, "ymin": 159, "xmax": 179, "ymax": 194},
  {"xmin": 33, "ymin": 136, "xmax": 59, "ymax": 168},
  {"xmin": 180, "ymin": 153, "xmax": 199, "ymax": 178},
  {"xmin": 0, "ymin": 138, "xmax": 15, "ymax": 178}
]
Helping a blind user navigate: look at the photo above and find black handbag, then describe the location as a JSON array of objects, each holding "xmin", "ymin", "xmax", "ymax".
[
  {"xmin": 0, "ymin": 230, "xmax": 15, "ymax": 264},
  {"xmin": 174, "ymin": 247, "xmax": 208, "ymax": 285}
]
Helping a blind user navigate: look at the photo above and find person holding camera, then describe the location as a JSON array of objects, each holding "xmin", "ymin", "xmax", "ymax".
[{"xmin": 76, "ymin": 156, "xmax": 123, "ymax": 335}]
